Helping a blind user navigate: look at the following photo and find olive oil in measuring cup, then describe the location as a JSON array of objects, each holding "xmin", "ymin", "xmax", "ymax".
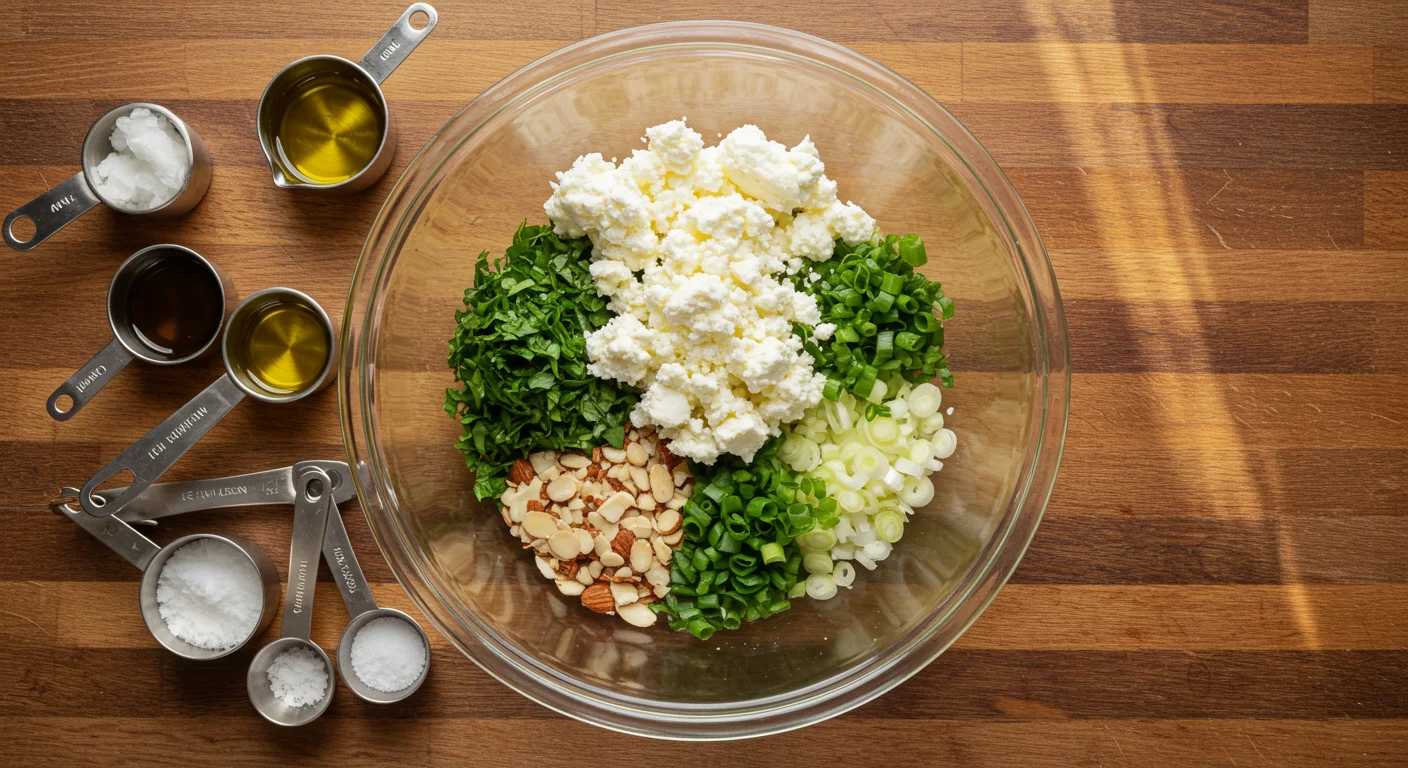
[
  {"xmin": 269, "ymin": 72, "xmax": 385, "ymax": 185},
  {"xmin": 234, "ymin": 298, "xmax": 331, "ymax": 396}
]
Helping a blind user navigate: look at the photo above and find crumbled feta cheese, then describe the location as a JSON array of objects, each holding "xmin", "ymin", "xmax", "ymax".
[{"xmin": 545, "ymin": 119, "xmax": 878, "ymax": 464}]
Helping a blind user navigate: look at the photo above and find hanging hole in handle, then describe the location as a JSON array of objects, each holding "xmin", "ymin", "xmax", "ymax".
[
  {"xmin": 89, "ymin": 468, "xmax": 137, "ymax": 506},
  {"xmin": 52, "ymin": 393, "xmax": 75, "ymax": 415},
  {"xmin": 7, "ymin": 215, "xmax": 36, "ymax": 245},
  {"xmin": 408, "ymin": 10, "xmax": 430, "ymax": 29}
]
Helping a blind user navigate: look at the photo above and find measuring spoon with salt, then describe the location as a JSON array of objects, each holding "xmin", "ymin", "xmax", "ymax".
[
  {"xmin": 247, "ymin": 467, "xmax": 335, "ymax": 726},
  {"xmin": 54, "ymin": 492, "xmax": 280, "ymax": 660},
  {"xmin": 295, "ymin": 461, "xmax": 430, "ymax": 703}
]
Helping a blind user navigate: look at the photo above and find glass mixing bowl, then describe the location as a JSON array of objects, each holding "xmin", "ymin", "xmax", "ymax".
[{"xmin": 341, "ymin": 21, "xmax": 1069, "ymax": 739}]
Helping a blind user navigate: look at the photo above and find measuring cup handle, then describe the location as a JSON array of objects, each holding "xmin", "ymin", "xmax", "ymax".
[
  {"xmin": 47, "ymin": 338, "xmax": 136, "ymax": 421},
  {"xmin": 358, "ymin": 3, "xmax": 438, "ymax": 84},
  {"xmin": 284, "ymin": 468, "xmax": 333, "ymax": 641},
  {"xmin": 78, "ymin": 374, "xmax": 246, "ymax": 518},
  {"xmin": 56, "ymin": 490, "xmax": 162, "ymax": 571},
  {"xmin": 4, "ymin": 172, "xmax": 101, "ymax": 251}
]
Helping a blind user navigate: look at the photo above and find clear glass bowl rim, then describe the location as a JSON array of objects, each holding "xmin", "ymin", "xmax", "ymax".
[{"xmin": 340, "ymin": 19, "xmax": 1071, "ymax": 740}]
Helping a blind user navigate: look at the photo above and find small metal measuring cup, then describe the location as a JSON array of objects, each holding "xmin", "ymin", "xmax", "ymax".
[
  {"xmin": 256, "ymin": 3, "xmax": 438, "ymax": 193},
  {"xmin": 77, "ymin": 287, "xmax": 336, "ymax": 519},
  {"xmin": 54, "ymin": 493, "xmax": 280, "ymax": 660},
  {"xmin": 4, "ymin": 103, "xmax": 212, "ymax": 251},
  {"xmin": 47, "ymin": 244, "xmax": 233, "ymax": 421},
  {"xmin": 247, "ymin": 467, "xmax": 335, "ymax": 726},
  {"xmin": 303, "ymin": 461, "xmax": 430, "ymax": 703}
]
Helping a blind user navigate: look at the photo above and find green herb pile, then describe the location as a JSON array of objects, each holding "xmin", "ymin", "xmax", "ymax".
[
  {"xmin": 793, "ymin": 233, "xmax": 955, "ymax": 409},
  {"xmin": 445, "ymin": 223, "xmax": 637, "ymax": 501},
  {"xmin": 651, "ymin": 437, "xmax": 839, "ymax": 640}
]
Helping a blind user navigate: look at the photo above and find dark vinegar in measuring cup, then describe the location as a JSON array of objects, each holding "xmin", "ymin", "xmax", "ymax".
[{"xmin": 127, "ymin": 255, "xmax": 224, "ymax": 357}]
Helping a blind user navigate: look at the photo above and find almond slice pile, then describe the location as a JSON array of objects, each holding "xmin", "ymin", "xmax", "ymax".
[{"xmin": 498, "ymin": 426, "xmax": 692, "ymax": 627}]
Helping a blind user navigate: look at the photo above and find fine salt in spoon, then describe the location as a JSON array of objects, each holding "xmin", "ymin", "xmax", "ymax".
[{"xmin": 246, "ymin": 467, "xmax": 335, "ymax": 726}]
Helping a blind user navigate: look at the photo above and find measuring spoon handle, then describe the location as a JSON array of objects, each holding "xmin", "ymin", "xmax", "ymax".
[
  {"xmin": 78, "ymin": 374, "xmax": 246, "ymax": 518},
  {"xmin": 56, "ymin": 490, "xmax": 162, "ymax": 571},
  {"xmin": 284, "ymin": 468, "xmax": 333, "ymax": 641},
  {"xmin": 358, "ymin": 3, "xmax": 438, "ymax": 84},
  {"xmin": 322, "ymin": 499, "xmax": 379, "ymax": 618},
  {"xmin": 47, "ymin": 338, "xmax": 135, "ymax": 421},
  {"xmin": 4, "ymin": 172, "xmax": 102, "ymax": 251}
]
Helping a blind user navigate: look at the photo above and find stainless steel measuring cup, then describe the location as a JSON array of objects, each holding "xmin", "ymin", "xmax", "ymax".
[
  {"xmin": 47, "ymin": 244, "xmax": 233, "ymax": 421},
  {"xmin": 105, "ymin": 461, "xmax": 356, "ymax": 524},
  {"xmin": 4, "ymin": 103, "xmax": 212, "ymax": 251},
  {"xmin": 303, "ymin": 462, "xmax": 430, "ymax": 703},
  {"xmin": 77, "ymin": 287, "xmax": 336, "ymax": 519},
  {"xmin": 247, "ymin": 467, "xmax": 335, "ymax": 726},
  {"xmin": 54, "ymin": 493, "xmax": 280, "ymax": 660},
  {"xmin": 256, "ymin": 3, "xmax": 438, "ymax": 193}
]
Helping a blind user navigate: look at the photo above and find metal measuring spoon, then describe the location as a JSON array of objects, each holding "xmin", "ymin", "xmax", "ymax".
[
  {"xmin": 247, "ymin": 467, "xmax": 335, "ymax": 726},
  {"xmin": 54, "ymin": 491, "xmax": 280, "ymax": 660},
  {"xmin": 77, "ymin": 287, "xmax": 336, "ymax": 519},
  {"xmin": 303, "ymin": 462, "xmax": 430, "ymax": 703},
  {"xmin": 103, "ymin": 461, "xmax": 356, "ymax": 524},
  {"xmin": 4, "ymin": 103, "xmax": 212, "ymax": 251}
]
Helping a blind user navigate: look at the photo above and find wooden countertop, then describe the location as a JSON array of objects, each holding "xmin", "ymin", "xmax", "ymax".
[{"xmin": 2, "ymin": 0, "xmax": 1404, "ymax": 764}]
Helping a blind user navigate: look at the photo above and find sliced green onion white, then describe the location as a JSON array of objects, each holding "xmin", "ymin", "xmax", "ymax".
[{"xmin": 780, "ymin": 382, "xmax": 957, "ymax": 599}]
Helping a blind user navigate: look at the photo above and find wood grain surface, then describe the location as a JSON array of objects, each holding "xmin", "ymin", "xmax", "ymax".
[{"xmin": 2, "ymin": 0, "xmax": 1406, "ymax": 764}]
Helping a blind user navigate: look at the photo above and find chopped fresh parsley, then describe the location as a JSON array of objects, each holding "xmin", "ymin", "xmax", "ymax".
[{"xmin": 445, "ymin": 223, "xmax": 637, "ymax": 500}]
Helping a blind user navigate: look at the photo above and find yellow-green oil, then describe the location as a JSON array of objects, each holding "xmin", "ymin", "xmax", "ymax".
[
  {"xmin": 236, "ymin": 300, "xmax": 330, "ymax": 396},
  {"xmin": 271, "ymin": 71, "xmax": 384, "ymax": 185}
]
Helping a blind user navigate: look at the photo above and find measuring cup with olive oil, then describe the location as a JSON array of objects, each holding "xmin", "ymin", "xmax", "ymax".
[
  {"xmin": 256, "ymin": 3, "xmax": 437, "ymax": 193},
  {"xmin": 47, "ymin": 244, "xmax": 233, "ymax": 421},
  {"xmin": 77, "ymin": 288, "xmax": 337, "ymax": 519}
]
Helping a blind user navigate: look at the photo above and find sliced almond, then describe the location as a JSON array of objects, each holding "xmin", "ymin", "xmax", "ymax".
[
  {"xmin": 540, "ymin": 465, "xmax": 562, "ymax": 483},
  {"xmin": 572, "ymin": 527, "xmax": 594, "ymax": 554},
  {"xmin": 567, "ymin": 497, "xmax": 585, "ymax": 511},
  {"xmin": 665, "ymin": 496, "xmax": 687, "ymax": 510},
  {"xmin": 630, "ymin": 539, "xmax": 654, "ymax": 572},
  {"xmin": 548, "ymin": 531, "xmax": 581, "ymax": 560},
  {"xmin": 614, "ymin": 567, "xmax": 635, "ymax": 580},
  {"xmin": 547, "ymin": 475, "xmax": 579, "ymax": 502},
  {"xmin": 672, "ymin": 464, "xmax": 690, "ymax": 487},
  {"xmin": 648, "ymin": 464, "xmax": 673, "ymax": 503},
  {"xmin": 645, "ymin": 562, "xmax": 670, "ymax": 587},
  {"xmin": 593, "ymin": 533, "xmax": 613, "ymax": 558},
  {"xmin": 617, "ymin": 601, "xmax": 657, "ymax": 628},
  {"xmin": 559, "ymin": 452, "xmax": 590, "ymax": 469},
  {"xmin": 623, "ymin": 516, "xmax": 653, "ymax": 539},
  {"xmin": 601, "ymin": 551, "xmax": 625, "ymax": 567},
  {"xmin": 557, "ymin": 580, "xmax": 585, "ymax": 596},
  {"xmin": 653, "ymin": 584, "xmax": 671, "ymax": 599},
  {"xmin": 573, "ymin": 467, "xmax": 588, "ymax": 480},
  {"xmin": 662, "ymin": 529, "xmax": 685, "ymax": 546},
  {"xmin": 654, "ymin": 508, "xmax": 682, "ymax": 535},
  {"xmin": 596, "ymin": 490, "xmax": 635, "ymax": 523},
  {"xmin": 521, "ymin": 511, "xmax": 558, "ymax": 539},
  {"xmin": 575, "ymin": 566, "xmax": 594, "ymax": 586},
  {"xmin": 588, "ymin": 560, "xmax": 604, "ymax": 580},
  {"xmin": 602, "ymin": 446, "xmax": 628, "ymax": 464},
  {"xmin": 534, "ymin": 556, "xmax": 556, "ymax": 580},
  {"xmin": 636, "ymin": 492, "xmax": 657, "ymax": 512},
  {"xmin": 629, "ymin": 465, "xmax": 650, "ymax": 492},
  {"xmin": 610, "ymin": 581, "xmax": 639, "ymax": 607},
  {"xmin": 625, "ymin": 442, "xmax": 649, "ymax": 466},
  {"xmin": 610, "ymin": 529, "xmax": 635, "ymax": 562},
  {"xmin": 652, "ymin": 537, "xmax": 673, "ymax": 565}
]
